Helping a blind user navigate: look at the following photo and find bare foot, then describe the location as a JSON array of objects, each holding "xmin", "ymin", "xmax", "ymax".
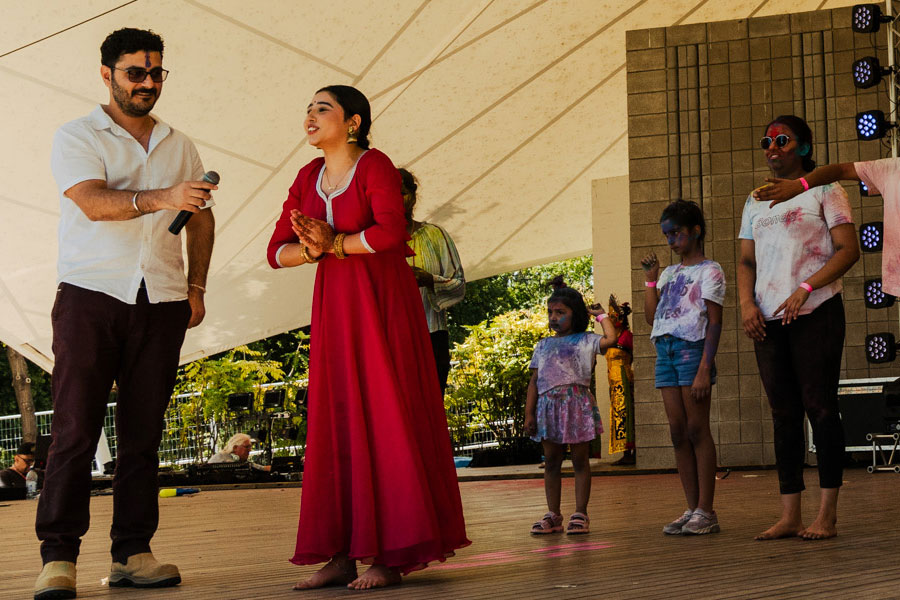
[
  {"xmin": 754, "ymin": 519, "xmax": 804, "ymax": 540},
  {"xmin": 347, "ymin": 564, "xmax": 401, "ymax": 590},
  {"xmin": 293, "ymin": 558, "xmax": 357, "ymax": 590},
  {"xmin": 799, "ymin": 517, "xmax": 837, "ymax": 540}
]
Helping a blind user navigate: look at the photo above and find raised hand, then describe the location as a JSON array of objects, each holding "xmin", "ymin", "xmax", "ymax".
[
  {"xmin": 752, "ymin": 178, "xmax": 804, "ymax": 208},
  {"xmin": 587, "ymin": 303, "xmax": 607, "ymax": 317},
  {"xmin": 290, "ymin": 209, "xmax": 335, "ymax": 254},
  {"xmin": 160, "ymin": 180, "xmax": 217, "ymax": 213},
  {"xmin": 640, "ymin": 252, "xmax": 660, "ymax": 282}
]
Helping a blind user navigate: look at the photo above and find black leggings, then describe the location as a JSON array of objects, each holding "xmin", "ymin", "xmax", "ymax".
[
  {"xmin": 753, "ymin": 294, "xmax": 845, "ymax": 494},
  {"xmin": 430, "ymin": 330, "xmax": 451, "ymax": 393}
]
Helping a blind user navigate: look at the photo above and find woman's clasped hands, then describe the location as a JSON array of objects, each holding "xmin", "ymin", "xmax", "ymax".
[{"xmin": 291, "ymin": 209, "xmax": 335, "ymax": 256}]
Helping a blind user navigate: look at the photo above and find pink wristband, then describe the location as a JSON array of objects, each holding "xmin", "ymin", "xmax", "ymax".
[
  {"xmin": 595, "ymin": 313, "xmax": 608, "ymax": 323},
  {"xmin": 799, "ymin": 177, "xmax": 810, "ymax": 191},
  {"xmin": 799, "ymin": 282, "xmax": 813, "ymax": 293},
  {"xmin": 644, "ymin": 281, "xmax": 657, "ymax": 288}
]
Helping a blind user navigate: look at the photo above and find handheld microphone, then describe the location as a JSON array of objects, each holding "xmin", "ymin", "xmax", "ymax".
[{"xmin": 168, "ymin": 171, "xmax": 219, "ymax": 234}]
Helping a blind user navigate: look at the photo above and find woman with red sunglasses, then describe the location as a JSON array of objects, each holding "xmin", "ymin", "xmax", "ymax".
[{"xmin": 737, "ymin": 115, "xmax": 859, "ymax": 541}]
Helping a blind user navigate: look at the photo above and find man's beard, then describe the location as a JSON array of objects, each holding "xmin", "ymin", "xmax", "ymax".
[{"xmin": 111, "ymin": 77, "xmax": 157, "ymax": 117}]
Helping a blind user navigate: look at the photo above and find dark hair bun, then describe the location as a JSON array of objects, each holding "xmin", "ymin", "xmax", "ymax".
[{"xmin": 549, "ymin": 275, "xmax": 566, "ymax": 290}]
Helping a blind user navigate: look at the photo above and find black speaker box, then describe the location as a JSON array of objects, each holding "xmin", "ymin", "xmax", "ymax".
[{"xmin": 838, "ymin": 378, "xmax": 900, "ymax": 448}]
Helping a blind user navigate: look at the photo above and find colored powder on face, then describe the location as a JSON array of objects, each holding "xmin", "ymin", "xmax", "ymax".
[
  {"xmin": 766, "ymin": 123, "xmax": 790, "ymax": 139},
  {"xmin": 145, "ymin": 52, "xmax": 151, "ymax": 68}
]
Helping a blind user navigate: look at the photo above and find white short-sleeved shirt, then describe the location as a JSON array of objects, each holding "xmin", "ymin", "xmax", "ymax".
[
  {"xmin": 738, "ymin": 182, "xmax": 852, "ymax": 320},
  {"xmin": 855, "ymin": 159, "xmax": 900, "ymax": 295},
  {"xmin": 50, "ymin": 105, "xmax": 206, "ymax": 304},
  {"xmin": 530, "ymin": 332, "xmax": 603, "ymax": 395},
  {"xmin": 650, "ymin": 260, "xmax": 726, "ymax": 342}
]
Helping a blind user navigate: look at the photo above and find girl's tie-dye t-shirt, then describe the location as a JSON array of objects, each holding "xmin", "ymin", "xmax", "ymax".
[
  {"xmin": 649, "ymin": 260, "xmax": 726, "ymax": 342},
  {"xmin": 739, "ymin": 182, "xmax": 852, "ymax": 321},
  {"xmin": 530, "ymin": 332, "xmax": 604, "ymax": 395}
]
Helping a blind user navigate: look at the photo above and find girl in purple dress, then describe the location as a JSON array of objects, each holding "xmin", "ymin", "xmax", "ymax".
[{"xmin": 525, "ymin": 277, "xmax": 616, "ymax": 535}]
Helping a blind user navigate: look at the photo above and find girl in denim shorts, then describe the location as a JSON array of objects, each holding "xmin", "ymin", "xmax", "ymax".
[{"xmin": 641, "ymin": 200, "xmax": 725, "ymax": 536}]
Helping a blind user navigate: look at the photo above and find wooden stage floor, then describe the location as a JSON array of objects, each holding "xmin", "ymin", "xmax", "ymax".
[{"xmin": 3, "ymin": 468, "xmax": 899, "ymax": 600}]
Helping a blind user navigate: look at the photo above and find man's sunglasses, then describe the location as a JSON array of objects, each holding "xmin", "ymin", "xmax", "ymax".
[
  {"xmin": 759, "ymin": 134, "xmax": 792, "ymax": 150},
  {"xmin": 112, "ymin": 66, "xmax": 169, "ymax": 83}
]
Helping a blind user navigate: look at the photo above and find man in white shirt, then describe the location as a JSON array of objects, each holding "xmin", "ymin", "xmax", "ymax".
[
  {"xmin": 208, "ymin": 433, "xmax": 271, "ymax": 471},
  {"xmin": 34, "ymin": 28, "xmax": 215, "ymax": 600}
]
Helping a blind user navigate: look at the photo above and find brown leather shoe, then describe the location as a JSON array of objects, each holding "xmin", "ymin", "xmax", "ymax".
[
  {"xmin": 34, "ymin": 561, "xmax": 76, "ymax": 599},
  {"xmin": 108, "ymin": 553, "xmax": 181, "ymax": 588}
]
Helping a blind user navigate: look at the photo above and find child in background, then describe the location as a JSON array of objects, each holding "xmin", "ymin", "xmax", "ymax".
[
  {"xmin": 525, "ymin": 277, "xmax": 617, "ymax": 535},
  {"xmin": 642, "ymin": 199, "xmax": 725, "ymax": 535},
  {"xmin": 604, "ymin": 295, "xmax": 636, "ymax": 465}
]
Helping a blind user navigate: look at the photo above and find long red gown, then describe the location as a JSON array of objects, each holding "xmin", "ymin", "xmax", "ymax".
[{"xmin": 267, "ymin": 149, "xmax": 470, "ymax": 573}]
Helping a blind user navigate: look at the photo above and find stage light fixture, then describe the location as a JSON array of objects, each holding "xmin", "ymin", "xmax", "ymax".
[
  {"xmin": 866, "ymin": 332, "xmax": 897, "ymax": 364},
  {"xmin": 227, "ymin": 392, "xmax": 253, "ymax": 412},
  {"xmin": 864, "ymin": 278, "xmax": 896, "ymax": 309},
  {"xmin": 853, "ymin": 57, "xmax": 892, "ymax": 89},
  {"xmin": 263, "ymin": 388, "xmax": 286, "ymax": 410},
  {"xmin": 852, "ymin": 4, "xmax": 895, "ymax": 33},
  {"xmin": 856, "ymin": 110, "xmax": 894, "ymax": 140},
  {"xmin": 860, "ymin": 221, "xmax": 884, "ymax": 252}
]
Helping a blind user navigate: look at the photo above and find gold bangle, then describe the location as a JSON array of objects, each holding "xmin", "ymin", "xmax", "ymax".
[
  {"xmin": 333, "ymin": 233, "xmax": 347, "ymax": 260},
  {"xmin": 301, "ymin": 245, "xmax": 323, "ymax": 263}
]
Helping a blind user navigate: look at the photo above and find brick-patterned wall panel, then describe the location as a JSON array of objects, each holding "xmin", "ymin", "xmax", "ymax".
[{"xmin": 625, "ymin": 7, "xmax": 900, "ymax": 469}]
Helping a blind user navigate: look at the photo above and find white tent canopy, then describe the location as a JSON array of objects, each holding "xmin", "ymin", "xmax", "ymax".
[{"xmin": 0, "ymin": 0, "xmax": 856, "ymax": 371}]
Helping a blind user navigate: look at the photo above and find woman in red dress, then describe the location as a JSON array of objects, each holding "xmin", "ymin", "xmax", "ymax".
[{"xmin": 266, "ymin": 85, "xmax": 469, "ymax": 591}]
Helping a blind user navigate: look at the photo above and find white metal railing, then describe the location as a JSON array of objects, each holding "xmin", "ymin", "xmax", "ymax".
[{"xmin": 1, "ymin": 394, "xmax": 500, "ymax": 470}]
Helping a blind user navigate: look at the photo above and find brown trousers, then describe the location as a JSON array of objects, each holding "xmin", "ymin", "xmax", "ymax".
[{"xmin": 36, "ymin": 283, "xmax": 190, "ymax": 564}]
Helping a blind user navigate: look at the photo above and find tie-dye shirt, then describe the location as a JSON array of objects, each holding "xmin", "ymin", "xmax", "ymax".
[
  {"xmin": 406, "ymin": 222, "xmax": 465, "ymax": 333},
  {"xmin": 649, "ymin": 260, "xmax": 726, "ymax": 342},
  {"xmin": 854, "ymin": 159, "xmax": 900, "ymax": 295},
  {"xmin": 739, "ymin": 182, "xmax": 852, "ymax": 320},
  {"xmin": 530, "ymin": 332, "xmax": 604, "ymax": 395}
]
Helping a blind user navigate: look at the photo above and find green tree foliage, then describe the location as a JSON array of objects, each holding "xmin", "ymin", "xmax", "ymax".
[
  {"xmin": 447, "ymin": 309, "xmax": 547, "ymax": 447},
  {"xmin": 0, "ymin": 344, "xmax": 51, "ymax": 416},
  {"xmin": 245, "ymin": 328, "xmax": 310, "ymax": 380},
  {"xmin": 448, "ymin": 254, "xmax": 593, "ymax": 344},
  {"xmin": 173, "ymin": 345, "xmax": 287, "ymax": 461}
]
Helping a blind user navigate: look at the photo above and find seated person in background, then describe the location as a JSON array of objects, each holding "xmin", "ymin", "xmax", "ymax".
[
  {"xmin": 0, "ymin": 442, "xmax": 35, "ymax": 488},
  {"xmin": 208, "ymin": 433, "xmax": 269, "ymax": 471}
]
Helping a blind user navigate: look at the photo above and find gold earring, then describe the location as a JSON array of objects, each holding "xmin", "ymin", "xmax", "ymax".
[{"xmin": 347, "ymin": 126, "xmax": 358, "ymax": 144}]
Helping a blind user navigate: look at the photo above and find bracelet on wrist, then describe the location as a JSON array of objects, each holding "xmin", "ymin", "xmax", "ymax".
[
  {"xmin": 301, "ymin": 245, "xmax": 323, "ymax": 263},
  {"xmin": 132, "ymin": 191, "xmax": 143, "ymax": 215},
  {"xmin": 644, "ymin": 280, "xmax": 657, "ymax": 288},
  {"xmin": 333, "ymin": 233, "xmax": 347, "ymax": 260},
  {"xmin": 189, "ymin": 283, "xmax": 206, "ymax": 293},
  {"xmin": 799, "ymin": 177, "xmax": 810, "ymax": 192},
  {"xmin": 799, "ymin": 282, "xmax": 813, "ymax": 293},
  {"xmin": 594, "ymin": 313, "xmax": 608, "ymax": 323}
]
